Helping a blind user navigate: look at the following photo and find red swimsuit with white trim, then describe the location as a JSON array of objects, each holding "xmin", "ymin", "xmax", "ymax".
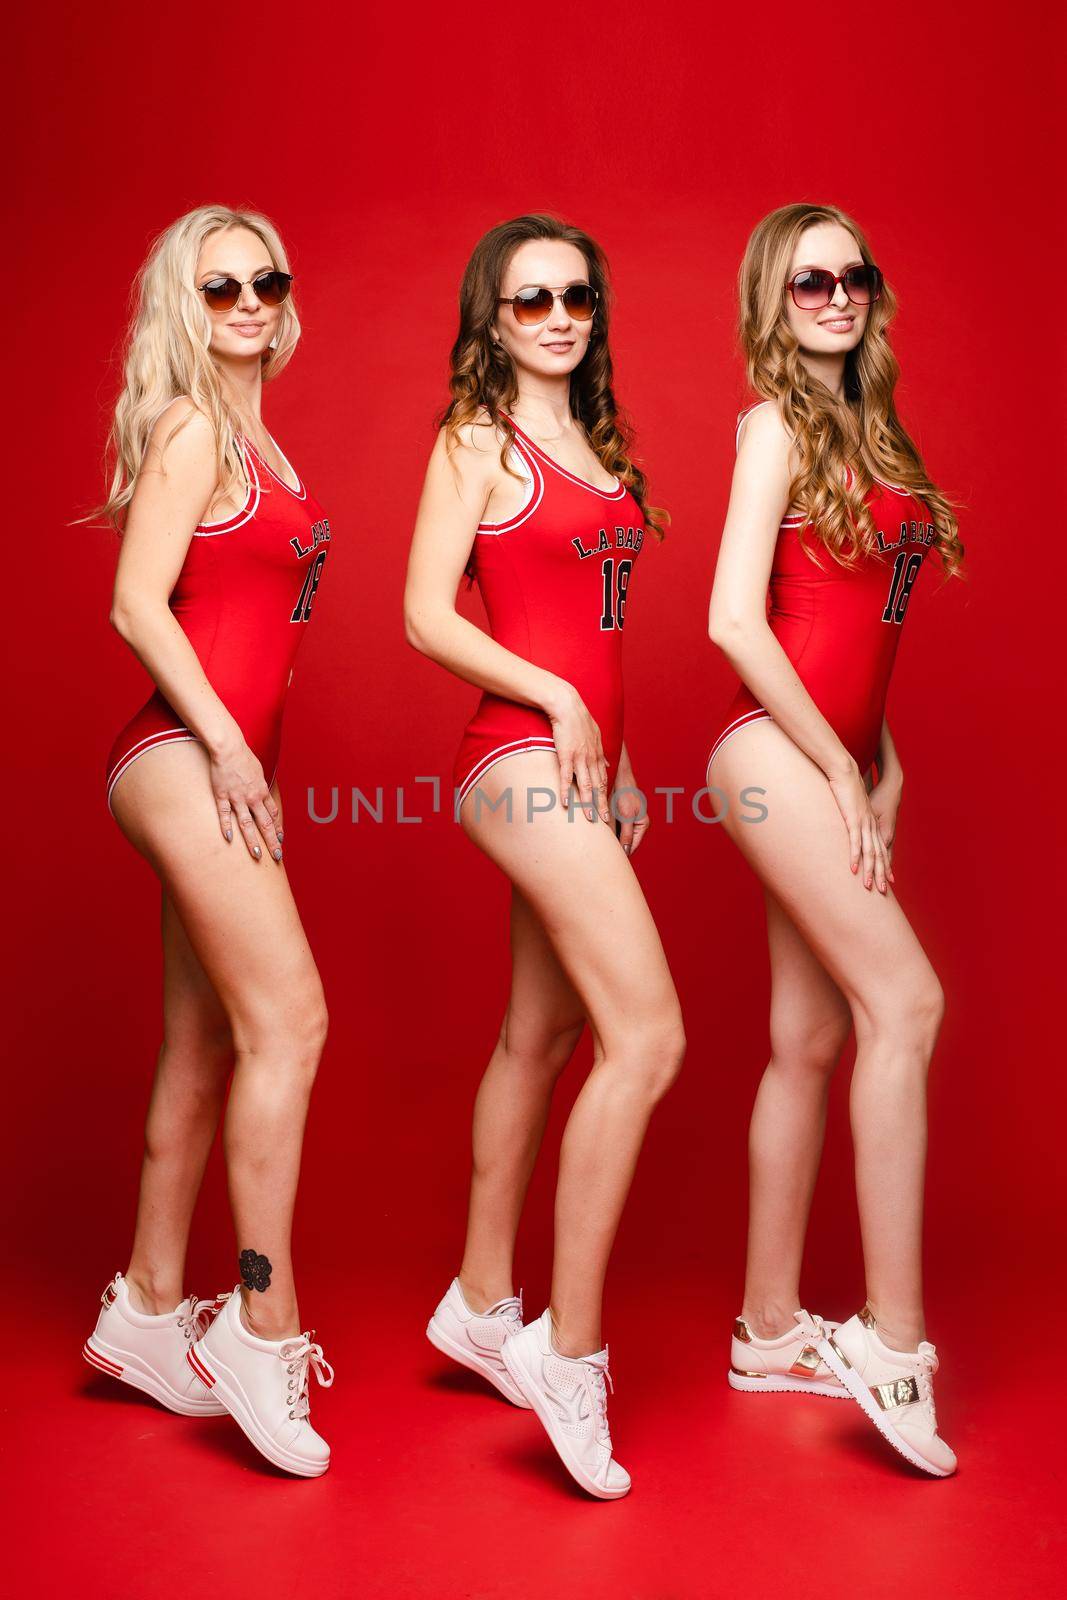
[
  {"xmin": 706, "ymin": 403, "xmax": 936, "ymax": 780},
  {"xmin": 105, "ymin": 434, "xmax": 331, "ymax": 816},
  {"xmin": 453, "ymin": 413, "xmax": 645, "ymax": 807}
]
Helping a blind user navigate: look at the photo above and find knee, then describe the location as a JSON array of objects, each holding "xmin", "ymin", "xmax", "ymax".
[
  {"xmin": 620, "ymin": 1012, "xmax": 686, "ymax": 1102},
  {"xmin": 768, "ymin": 1006, "xmax": 851, "ymax": 1083},
  {"xmin": 859, "ymin": 970, "xmax": 944, "ymax": 1061},
  {"xmin": 238, "ymin": 984, "xmax": 329, "ymax": 1087},
  {"xmin": 501, "ymin": 1011, "xmax": 585, "ymax": 1075}
]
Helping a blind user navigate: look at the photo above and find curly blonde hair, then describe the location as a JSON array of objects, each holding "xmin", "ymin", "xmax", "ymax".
[
  {"xmin": 740, "ymin": 202, "xmax": 963, "ymax": 576},
  {"xmin": 94, "ymin": 204, "xmax": 300, "ymax": 530},
  {"xmin": 440, "ymin": 214, "xmax": 666, "ymax": 579}
]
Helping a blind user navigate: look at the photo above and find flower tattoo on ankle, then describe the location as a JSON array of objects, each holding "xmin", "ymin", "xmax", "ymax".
[{"xmin": 239, "ymin": 1249, "xmax": 273, "ymax": 1293}]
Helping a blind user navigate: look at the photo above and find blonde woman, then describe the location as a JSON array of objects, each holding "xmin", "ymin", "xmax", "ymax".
[
  {"xmin": 84, "ymin": 205, "xmax": 335, "ymax": 1478},
  {"xmin": 407, "ymin": 215, "xmax": 684, "ymax": 1499},
  {"xmin": 706, "ymin": 203, "xmax": 964, "ymax": 1477}
]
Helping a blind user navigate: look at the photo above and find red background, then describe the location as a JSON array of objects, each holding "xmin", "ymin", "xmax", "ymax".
[{"xmin": 8, "ymin": 2, "xmax": 1063, "ymax": 1594}]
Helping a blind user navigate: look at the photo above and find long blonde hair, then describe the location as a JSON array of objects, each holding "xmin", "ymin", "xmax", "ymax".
[
  {"xmin": 95, "ymin": 204, "xmax": 300, "ymax": 530},
  {"xmin": 740, "ymin": 202, "xmax": 964, "ymax": 575}
]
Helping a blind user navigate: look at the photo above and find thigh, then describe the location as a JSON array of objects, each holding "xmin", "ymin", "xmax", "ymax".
[
  {"xmin": 161, "ymin": 889, "xmax": 231, "ymax": 1054},
  {"xmin": 711, "ymin": 721, "xmax": 937, "ymax": 1028},
  {"xmin": 112, "ymin": 741, "xmax": 323, "ymax": 1043},
  {"xmin": 460, "ymin": 751, "xmax": 681, "ymax": 1052},
  {"xmin": 764, "ymin": 888, "xmax": 852, "ymax": 1048},
  {"xmin": 503, "ymin": 887, "xmax": 587, "ymax": 1054}
]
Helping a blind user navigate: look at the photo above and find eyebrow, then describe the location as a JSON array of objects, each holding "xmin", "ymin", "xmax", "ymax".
[{"xmin": 197, "ymin": 263, "xmax": 276, "ymax": 281}]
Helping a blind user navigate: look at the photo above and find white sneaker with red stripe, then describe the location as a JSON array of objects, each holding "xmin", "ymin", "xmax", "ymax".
[
  {"xmin": 817, "ymin": 1306, "xmax": 957, "ymax": 1477},
  {"xmin": 426, "ymin": 1278, "xmax": 530, "ymax": 1407},
  {"xmin": 728, "ymin": 1309, "xmax": 848, "ymax": 1397},
  {"xmin": 502, "ymin": 1308, "xmax": 631, "ymax": 1500},
  {"xmin": 82, "ymin": 1272, "xmax": 227, "ymax": 1416},
  {"xmin": 188, "ymin": 1286, "xmax": 334, "ymax": 1477}
]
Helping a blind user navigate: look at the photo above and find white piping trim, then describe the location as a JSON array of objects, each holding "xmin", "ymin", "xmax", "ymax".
[
  {"xmin": 705, "ymin": 709, "xmax": 774, "ymax": 774},
  {"xmin": 477, "ymin": 443, "xmax": 543, "ymax": 534},
  {"xmin": 106, "ymin": 728, "xmax": 200, "ymax": 814},
  {"xmin": 456, "ymin": 736, "xmax": 557, "ymax": 806},
  {"xmin": 258, "ymin": 430, "xmax": 306, "ymax": 499},
  {"xmin": 502, "ymin": 414, "xmax": 625, "ymax": 500},
  {"xmin": 194, "ymin": 443, "xmax": 262, "ymax": 535}
]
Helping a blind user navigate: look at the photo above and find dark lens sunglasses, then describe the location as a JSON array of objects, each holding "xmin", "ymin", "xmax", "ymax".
[
  {"xmin": 786, "ymin": 264, "xmax": 883, "ymax": 310},
  {"xmin": 497, "ymin": 284, "xmax": 599, "ymax": 326},
  {"xmin": 197, "ymin": 271, "xmax": 294, "ymax": 312}
]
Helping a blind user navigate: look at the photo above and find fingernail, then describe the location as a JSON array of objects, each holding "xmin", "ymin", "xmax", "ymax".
[
  {"xmin": 277, "ymin": 830, "xmax": 284, "ymax": 841},
  {"xmin": 225, "ymin": 829, "xmax": 233, "ymax": 842},
  {"xmin": 273, "ymin": 848, "xmax": 283, "ymax": 861},
  {"xmin": 253, "ymin": 846, "xmax": 261, "ymax": 859}
]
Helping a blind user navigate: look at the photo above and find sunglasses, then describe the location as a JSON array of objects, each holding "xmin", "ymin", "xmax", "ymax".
[
  {"xmin": 497, "ymin": 284, "xmax": 599, "ymax": 326},
  {"xmin": 785, "ymin": 264, "xmax": 883, "ymax": 310},
  {"xmin": 196, "ymin": 271, "xmax": 294, "ymax": 312}
]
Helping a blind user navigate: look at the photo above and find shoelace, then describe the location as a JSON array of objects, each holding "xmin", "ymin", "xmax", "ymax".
[
  {"xmin": 583, "ymin": 1349, "xmax": 615, "ymax": 1444},
  {"xmin": 913, "ymin": 1341, "xmax": 939, "ymax": 1418},
  {"xmin": 180, "ymin": 1292, "xmax": 232, "ymax": 1341},
  {"xmin": 792, "ymin": 1309, "xmax": 826, "ymax": 1341},
  {"xmin": 482, "ymin": 1289, "xmax": 524, "ymax": 1330},
  {"xmin": 279, "ymin": 1334, "xmax": 335, "ymax": 1422}
]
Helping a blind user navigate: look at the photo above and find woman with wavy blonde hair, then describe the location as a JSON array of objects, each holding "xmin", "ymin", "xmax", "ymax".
[
  {"xmin": 405, "ymin": 214, "xmax": 684, "ymax": 1499},
  {"xmin": 706, "ymin": 202, "xmax": 964, "ymax": 1477},
  {"xmin": 84, "ymin": 205, "xmax": 335, "ymax": 1477}
]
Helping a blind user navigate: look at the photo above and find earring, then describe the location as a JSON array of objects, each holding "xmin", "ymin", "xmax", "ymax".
[{"xmin": 269, "ymin": 335, "xmax": 279, "ymax": 350}]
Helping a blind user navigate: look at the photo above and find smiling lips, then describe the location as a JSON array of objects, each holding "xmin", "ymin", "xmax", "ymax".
[{"xmin": 230, "ymin": 321, "xmax": 265, "ymax": 336}]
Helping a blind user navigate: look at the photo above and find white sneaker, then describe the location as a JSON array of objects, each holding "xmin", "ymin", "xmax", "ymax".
[
  {"xmin": 426, "ymin": 1278, "xmax": 530, "ymax": 1407},
  {"xmin": 728, "ymin": 1309, "xmax": 848, "ymax": 1398},
  {"xmin": 188, "ymin": 1286, "xmax": 335, "ymax": 1477},
  {"xmin": 502, "ymin": 1308, "xmax": 631, "ymax": 1500},
  {"xmin": 82, "ymin": 1272, "xmax": 228, "ymax": 1416},
  {"xmin": 817, "ymin": 1306, "xmax": 957, "ymax": 1477}
]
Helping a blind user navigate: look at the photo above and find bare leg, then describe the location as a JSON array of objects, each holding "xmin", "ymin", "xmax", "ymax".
[
  {"xmin": 124, "ymin": 891, "xmax": 233, "ymax": 1313},
  {"xmin": 740, "ymin": 888, "xmax": 852, "ymax": 1336},
  {"xmin": 111, "ymin": 742, "xmax": 327, "ymax": 1340},
  {"xmin": 460, "ymin": 753, "xmax": 685, "ymax": 1356},
  {"xmin": 711, "ymin": 722, "xmax": 944, "ymax": 1351},
  {"xmin": 459, "ymin": 887, "xmax": 586, "ymax": 1312}
]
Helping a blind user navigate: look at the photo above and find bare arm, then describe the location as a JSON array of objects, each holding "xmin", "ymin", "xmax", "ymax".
[
  {"xmin": 403, "ymin": 424, "xmax": 611, "ymax": 821},
  {"xmin": 707, "ymin": 404, "xmax": 855, "ymax": 782},
  {"xmin": 707, "ymin": 404, "xmax": 889, "ymax": 892},
  {"xmin": 110, "ymin": 399, "xmax": 281, "ymax": 858}
]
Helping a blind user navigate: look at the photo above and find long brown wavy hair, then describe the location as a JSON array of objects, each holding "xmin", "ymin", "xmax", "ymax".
[
  {"xmin": 740, "ymin": 202, "xmax": 964, "ymax": 576},
  {"xmin": 440, "ymin": 214, "xmax": 667, "ymax": 581}
]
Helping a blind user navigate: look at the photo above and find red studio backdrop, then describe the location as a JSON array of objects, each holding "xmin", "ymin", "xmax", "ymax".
[{"xmin": 7, "ymin": 2, "xmax": 1063, "ymax": 1595}]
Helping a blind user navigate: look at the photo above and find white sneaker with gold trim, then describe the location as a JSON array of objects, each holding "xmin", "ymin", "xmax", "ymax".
[
  {"xmin": 728, "ymin": 1308, "xmax": 848, "ymax": 1397},
  {"xmin": 817, "ymin": 1306, "xmax": 957, "ymax": 1477}
]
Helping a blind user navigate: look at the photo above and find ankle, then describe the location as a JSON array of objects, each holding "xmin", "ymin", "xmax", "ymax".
[
  {"xmin": 548, "ymin": 1307, "xmax": 601, "ymax": 1359},
  {"xmin": 864, "ymin": 1301, "xmax": 926, "ymax": 1352},
  {"xmin": 739, "ymin": 1300, "xmax": 802, "ymax": 1340},
  {"xmin": 124, "ymin": 1267, "xmax": 183, "ymax": 1316},
  {"xmin": 239, "ymin": 1290, "xmax": 301, "ymax": 1342},
  {"xmin": 457, "ymin": 1273, "xmax": 514, "ymax": 1316}
]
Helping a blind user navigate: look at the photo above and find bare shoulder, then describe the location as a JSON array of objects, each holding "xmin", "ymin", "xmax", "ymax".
[
  {"xmin": 736, "ymin": 400, "xmax": 793, "ymax": 462},
  {"xmin": 431, "ymin": 407, "xmax": 507, "ymax": 485},
  {"xmin": 145, "ymin": 397, "xmax": 216, "ymax": 471}
]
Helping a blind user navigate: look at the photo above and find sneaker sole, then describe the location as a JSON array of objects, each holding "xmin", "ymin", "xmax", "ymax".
[
  {"xmin": 502, "ymin": 1338, "xmax": 630, "ymax": 1501},
  {"xmin": 727, "ymin": 1367, "xmax": 848, "ymax": 1398},
  {"xmin": 816, "ymin": 1336, "xmax": 954, "ymax": 1478},
  {"xmin": 425, "ymin": 1317, "xmax": 531, "ymax": 1408},
  {"xmin": 186, "ymin": 1345, "xmax": 329, "ymax": 1478},
  {"xmin": 82, "ymin": 1334, "xmax": 226, "ymax": 1417}
]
